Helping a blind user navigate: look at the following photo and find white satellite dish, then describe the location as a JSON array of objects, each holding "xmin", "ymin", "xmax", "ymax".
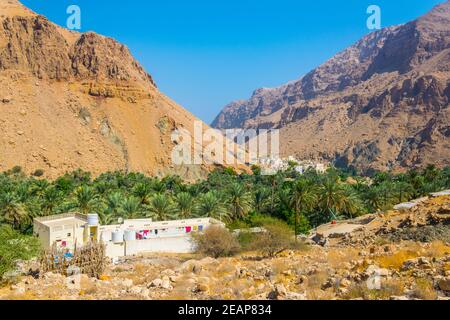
[{"xmin": 118, "ymin": 217, "xmax": 124, "ymax": 224}]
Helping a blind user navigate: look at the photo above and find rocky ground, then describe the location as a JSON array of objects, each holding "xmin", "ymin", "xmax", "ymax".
[{"xmin": 0, "ymin": 194, "xmax": 449, "ymax": 300}]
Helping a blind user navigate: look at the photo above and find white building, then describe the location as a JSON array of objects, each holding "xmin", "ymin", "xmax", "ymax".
[
  {"xmin": 258, "ymin": 156, "xmax": 328, "ymax": 175},
  {"xmin": 34, "ymin": 213, "xmax": 225, "ymax": 258}
]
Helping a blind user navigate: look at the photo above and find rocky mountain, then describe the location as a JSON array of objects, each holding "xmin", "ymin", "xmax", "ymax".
[
  {"xmin": 212, "ymin": 1, "xmax": 450, "ymax": 173},
  {"xmin": 0, "ymin": 0, "xmax": 221, "ymax": 179}
]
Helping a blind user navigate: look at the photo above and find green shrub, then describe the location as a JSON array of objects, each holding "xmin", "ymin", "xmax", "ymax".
[
  {"xmin": 237, "ymin": 231, "xmax": 257, "ymax": 251},
  {"xmin": 0, "ymin": 225, "xmax": 40, "ymax": 283},
  {"xmin": 11, "ymin": 166, "xmax": 22, "ymax": 174},
  {"xmin": 249, "ymin": 214, "xmax": 285, "ymax": 228},
  {"xmin": 32, "ymin": 169, "xmax": 45, "ymax": 177},
  {"xmin": 250, "ymin": 218, "xmax": 300, "ymax": 258},
  {"xmin": 288, "ymin": 213, "xmax": 311, "ymax": 235},
  {"xmin": 227, "ymin": 220, "xmax": 249, "ymax": 230},
  {"xmin": 192, "ymin": 226, "xmax": 241, "ymax": 258}
]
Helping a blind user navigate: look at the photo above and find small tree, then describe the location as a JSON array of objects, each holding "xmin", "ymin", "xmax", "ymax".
[
  {"xmin": 191, "ymin": 226, "xmax": 240, "ymax": 258},
  {"xmin": 252, "ymin": 220, "xmax": 297, "ymax": 258},
  {"xmin": 0, "ymin": 225, "xmax": 40, "ymax": 282},
  {"xmin": 32, "ymin": 169, "xmax": 45, "ymax": 177}
]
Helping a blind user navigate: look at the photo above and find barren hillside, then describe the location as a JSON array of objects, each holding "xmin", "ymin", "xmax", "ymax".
[{"xmin": 0, "ymin": 0, "xmax": 217, "ymax": 179}]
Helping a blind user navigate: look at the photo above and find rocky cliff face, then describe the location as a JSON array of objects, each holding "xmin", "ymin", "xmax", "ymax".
[
  {"xmin": 0, "ymin": 0, "xmax": 215, "ymax": 179},
  {"xmin": 213, "ymin": 1, "xmax": 450, "ymax": 173}
]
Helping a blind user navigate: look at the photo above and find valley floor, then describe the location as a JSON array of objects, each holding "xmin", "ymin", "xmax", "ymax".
[{"xmin": 1, "ymin": 195, "xmax": 449, "ymax": 300}]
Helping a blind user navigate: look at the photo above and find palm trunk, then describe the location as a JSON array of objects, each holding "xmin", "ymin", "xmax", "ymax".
[
  {"xmin": 294, "ymin": 202, "xmax": 299, "ymax": 243},
  {"xmin": 271, "ymin": 186, "xmax": 274, "ymax": 212}
]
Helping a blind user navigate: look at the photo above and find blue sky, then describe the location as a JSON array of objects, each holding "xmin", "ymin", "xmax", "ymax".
[{"xmin": 21, "ymin": 0, "xmax": 445, "ymax": 123}]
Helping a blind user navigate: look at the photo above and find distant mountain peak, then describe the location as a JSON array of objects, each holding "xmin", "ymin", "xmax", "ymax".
[{"xmin": 212, "ymin": 2, "xmax": 450, "ymax": 173}]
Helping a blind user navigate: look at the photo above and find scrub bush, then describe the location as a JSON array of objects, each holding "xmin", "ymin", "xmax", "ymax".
[
  {"xmin": 192, "ymin": 226, "xmax": 241, "ymax": 258},
  {"xmin": 0, "ymin": 225, "xmax": 40, "ymax": 283}
]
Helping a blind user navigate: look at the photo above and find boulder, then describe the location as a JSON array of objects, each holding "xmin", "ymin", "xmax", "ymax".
[
  {"xmin": 129, "ymin": 286, "xmax": 142, "ymax": 295},
  {"xmin": 195, "ymin": 283, "xmax": 209, "ymax": 293},
  {"xmin": 161, "ymin": 269, "xmax": 176, "ymax": 277},
  {"xmin": 1, "ymin": 96, "xmax": 11, "ymax": 103},
  {"xmin": 148, "ymin": 278, "xmax": 173, "ymax": 290},
  {"xmin": 179, "ymin": 260, "xmax": 203, "ymax": 274},
  {"xmin": 438, "ymin": 277, "xmax": 450, "ymax": 291},
  {"xmin": 267, "ymin": 283, "xmax": 306, "ymax": 300},
  {"xmin": 121, "ymin": 279, "xmax": 134, "ymax": 288},
  {"xmin": 267, "ymin": 284, "xmax": 287, "ymax": 300},
  {"xmin": 149, "ymin": 278, "xmax": 163, "ymax": 288},
  {"xmin": 390, "ymin": 296, "xmax": 410, "ymax": 300},
  {"xmin": 311, "ymin": 233, "xmax": 328, "ymax": 246},
  {"xmin": 161, "ymin": 279, "xmax": 172, "ymax": 290},
  {"xmin": 340, "ymin": 278, "xmax": 352, "ymax": 288},
  {"xmin": 366, "ymin": 265, "xmax": 389, "ymax": 277}
]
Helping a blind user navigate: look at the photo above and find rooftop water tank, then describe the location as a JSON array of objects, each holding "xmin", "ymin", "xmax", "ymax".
[
  {"xmin": 124, "ymin": 230, "xmax": 136, "ymax": 241},
  {"xmin": 112, "ymin": 230, "xmax": 124, "ymax": 243},
  {"xmin": 87, "ymin": 213, "xmax": 99, "ymax": 226}
]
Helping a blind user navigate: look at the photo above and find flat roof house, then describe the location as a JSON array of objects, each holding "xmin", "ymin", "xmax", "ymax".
[
  {"xmin": 33, "ymin": 213, "xmax": 225, "ymax": 258},
  {"xmin": 33, "ymin": 213, "xmax": 89, "ymax": 250}
]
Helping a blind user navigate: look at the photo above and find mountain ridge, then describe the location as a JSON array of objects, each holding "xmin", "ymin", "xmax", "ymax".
[
  {"xmin": 212, "ymin": 1, "xmax": 450, "ymax": 173},
  {"xmin": 0, "ymin": 0, "xmax": 219, "ymax": 179}
]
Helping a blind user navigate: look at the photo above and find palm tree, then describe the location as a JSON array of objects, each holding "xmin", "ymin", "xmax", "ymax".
[
  {"xmin": 253, "ymin": 187, "xmax": 270, "ymax": 215},
  {"xmin": 132, "ymin": 182, "xmax": 152, "ymax": 205},
  {"xmin": 393, "ymin": 181, "xmax": 414, "ymax": 203},
  {"xmin": 341, "ymin": 189, "xmax": 363, "ymax": 219},
  {"xmin": 226, "ymin": 183, "xmax": 252, "ymax": 220},
  {"xmin": 41, "ymin": 187, "xmax": 62, "ymax": 216},
  {"xmin": 174, "ymin": 192, "xmax": 194, "ymax": 219},
  {"xmin": 94, "ymin": 181, "xmax": 110, "ymax": 196},
  {"xmin": 276, "ymin": 187, "xmax": 293, "ymax": 215},
  {"xmin": 162, "ymin": 175, "xmax": 183, "ymax": 194},
  {"xmin": 120, "ymin": 196, "xmax": 143, "ymax": 219},
  {"xmin": 364, "ymin": 187, "xmax": 383, "ymax": 211},
  {"xmin": 318, "ymin": 178, "xmax": 348, "ymax": 221},
  {"xmin": 290, "ymin": 179, "xmax": 317, "ymax": 240},
  {"xmin": 150, "ymin": 179, "xmax": 166, "ymax": 194},
  {"xmin": 30, "ymin": 179, "xmax": 50, "ymax": 196},
  {"xmin": 195, "ymin": 191, "xmax": 229, "ymax": 222},
  {"xmin": 70, "ymin": 186, "xmax": 100, "ymax": 214},
  {"xmin": 377, "ymin": 181, "xmax": 394, "ymax": 208},
  {"xmin": 15, "ymin": 182, "xmax": 32, "ymax": 202},
  {"xmin": 147, "ymin": 194, "xmax": 176, "ymax": 221},
  {"xmin": 409, "ymin": 175, "xmax": 425, "ymax": 198},
  {"xmin": 267, "ymin": 175, "xmax": 278, "ymax": 212},
  {"xmin": 99, "ymin": 210, "xmax": 118, "ymax": 225},
  {"xmin": 423, "ymin": 164, "xmax": 439, "ymax": 183},
  {"xmin": 105, "ymin": 192, "xmax": 124, "ymax": 217},
  {"xmin": 0, "ymin": 193, "xmax": 28, "ymax": 229}
]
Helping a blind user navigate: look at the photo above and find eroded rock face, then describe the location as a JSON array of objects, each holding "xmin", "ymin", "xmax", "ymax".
[
  {"xmin": 0, "ymin": 0, "xmax": 213, "ymax": 179},
  {"xmin": 212, "ymin": 1, "xmax": 450, "ymax": 173}
]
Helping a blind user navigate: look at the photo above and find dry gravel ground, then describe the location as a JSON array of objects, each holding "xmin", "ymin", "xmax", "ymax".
[{"xmin": 0, "ymin": 242, "xmax": 449, "ymax": 300}]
